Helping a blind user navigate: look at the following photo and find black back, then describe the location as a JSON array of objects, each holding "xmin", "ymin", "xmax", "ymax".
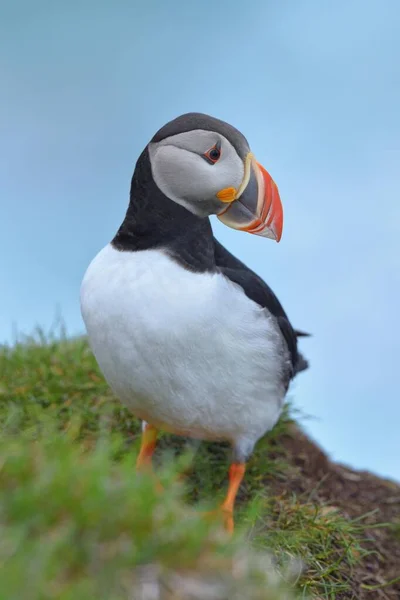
[{"xmin": 213, "ymin": 240, "xmax": 309, "ymax": 378}]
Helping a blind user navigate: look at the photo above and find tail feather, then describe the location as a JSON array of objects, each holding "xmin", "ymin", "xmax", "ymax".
[
  {"xmin": 295, "ymin": 329, "xmax": 312, "ymax": 338},
  {"xmin": 294, "ymin": 329, "xmax": 311, "ymax": 375}
]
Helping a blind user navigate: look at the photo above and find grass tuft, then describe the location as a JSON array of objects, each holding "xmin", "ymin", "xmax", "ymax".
[
  {"xmin": 0, "ymin": 426, "xmax": 297, "ymax": 600},
  {"xmin": 1, "ymin": 334, "xmax": 398, "ymax": 599}
]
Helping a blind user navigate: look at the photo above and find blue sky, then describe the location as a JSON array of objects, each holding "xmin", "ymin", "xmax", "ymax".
[{"xmin": 1, "ymin": 1, "xmax": 399, "ymax": 480}]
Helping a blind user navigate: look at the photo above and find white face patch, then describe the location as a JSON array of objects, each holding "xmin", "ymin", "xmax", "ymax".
[{"xmin": 148, "ymin": 129, "xmax": 245, "ymax": 217}]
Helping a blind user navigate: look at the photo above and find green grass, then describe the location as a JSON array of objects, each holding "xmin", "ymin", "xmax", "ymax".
[{"xmin": 0, "ymin": 332, "xmax": 381, "ymax": 599}]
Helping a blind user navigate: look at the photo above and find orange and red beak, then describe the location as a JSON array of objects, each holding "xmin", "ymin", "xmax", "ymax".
[{"xmin": 217, "ymin": 153, "xmax": 283, "ymax": 242}]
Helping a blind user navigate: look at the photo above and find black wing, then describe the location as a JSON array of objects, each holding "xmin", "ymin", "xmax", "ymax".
[{"xmin": 213, "ymin": 238, "xmax": 309, "ymax": 377}]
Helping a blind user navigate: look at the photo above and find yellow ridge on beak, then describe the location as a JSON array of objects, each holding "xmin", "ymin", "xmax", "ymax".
[
  {"xmin": 235, "ymin": 152, "xmax": 254, "ymax": 199},
  {"xmin": 216, "ymin": 152, "xmax": 255, "ymax": 203}
]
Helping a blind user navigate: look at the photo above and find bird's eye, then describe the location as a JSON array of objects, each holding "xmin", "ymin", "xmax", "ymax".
[{"xmin": 203, "ymin": 141, "xmax": 221, "ymax": 165}]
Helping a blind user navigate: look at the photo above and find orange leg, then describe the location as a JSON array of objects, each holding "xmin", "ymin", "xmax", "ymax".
[
  {"xmin": 136, "ymin": 423, "xmax": 158, "ymax": 472},
  {"xmin": 204, "ymin": 462, "xmax": 246, "ymax": 534},
  {"xmin": 220, "ymin": 463, "xmax": 246, "ymax": 534}
]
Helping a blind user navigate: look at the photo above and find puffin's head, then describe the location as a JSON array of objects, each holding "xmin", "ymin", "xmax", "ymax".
[{"xmin": 148, "ymin": 112, "xmax": 283, "ymax": 241}]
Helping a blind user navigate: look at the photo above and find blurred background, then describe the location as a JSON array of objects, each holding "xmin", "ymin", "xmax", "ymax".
[{"xmin": 1, "ymin": 1, "xmax": 399, "ymax": 479}]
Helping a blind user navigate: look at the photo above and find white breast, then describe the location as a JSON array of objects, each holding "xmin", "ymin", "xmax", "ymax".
[{"xmin": 80, "ymin": 244, "xmax": 289, "ymax": 451}]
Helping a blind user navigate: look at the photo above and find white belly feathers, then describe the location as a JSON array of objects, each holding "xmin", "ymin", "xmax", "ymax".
[{"xmin": 80, "ymin": 244, "xmax": 288, "ymax": 446}]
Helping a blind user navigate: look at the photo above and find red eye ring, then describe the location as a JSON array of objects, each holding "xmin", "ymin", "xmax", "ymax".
[{"xmin": 204, "ymin": 142, "xmax": 221, "ymax": 164}]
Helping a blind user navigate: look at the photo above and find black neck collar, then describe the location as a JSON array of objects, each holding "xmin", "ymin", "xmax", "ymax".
[{"xmin": 111, "ymin": 148, "xmax": 216, "ymax": 273}]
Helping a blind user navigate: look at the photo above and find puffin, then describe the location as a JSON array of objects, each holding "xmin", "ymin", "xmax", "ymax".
[{"xmin": 80, "ymin": 112, "xmax": 309, "ymax": 533}]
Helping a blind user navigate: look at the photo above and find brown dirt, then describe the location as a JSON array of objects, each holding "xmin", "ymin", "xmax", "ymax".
[
  {"xmin": 154, "ymin": 418, "xmax": 400, "ymax": 598},
  {"xmin": 271, "ymin": 424, "xmax": 400, "ymax": 599}
]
